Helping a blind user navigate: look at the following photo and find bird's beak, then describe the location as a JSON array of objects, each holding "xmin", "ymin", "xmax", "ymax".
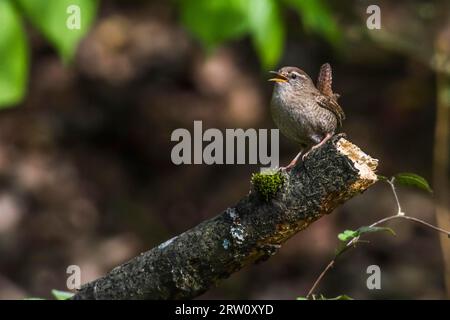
[{"xmin": 268, "ymin": 71, "xmax": 288, "ymax": 83}]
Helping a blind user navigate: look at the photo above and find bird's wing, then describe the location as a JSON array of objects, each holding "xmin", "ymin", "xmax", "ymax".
[
  {"xmin": 317, "ymin": 63, "xmax": 334, "ymax": 97},
  {"xmin": 314, "ymin": 93, "xmax": 346, "ymax": 127}
]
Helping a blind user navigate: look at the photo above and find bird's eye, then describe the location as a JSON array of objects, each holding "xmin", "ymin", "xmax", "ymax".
[{"xmin": 291, "ymin": 73, "xmax": 297, "ymax": 79}]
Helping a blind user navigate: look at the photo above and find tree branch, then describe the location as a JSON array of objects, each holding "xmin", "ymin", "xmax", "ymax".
[{"xmin": 72, "ymin": 135, "xmax": 378, "ymax": 300}]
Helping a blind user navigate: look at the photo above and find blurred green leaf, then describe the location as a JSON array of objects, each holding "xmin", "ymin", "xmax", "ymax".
[
  {"xmin": 178, "ymin": 0, "xmax": 340, "ymax": 68},
  {"xmin": 0, "ymin": 0, "xmax": 28, "ymax": 107},
  {"xmin": 393, "ymin": 173, "xmax": 433, "ymax": 193},
  {"xmin": 17, "ymin": 0, "xmax": 98, "ymax": 63},
  {"xmin": 283, "ymin": 0, "xmax": 341, "ymax": 46},
  {"xmin": 51, "ymin": 289, "xmax": 74, "ymax": 300},
  {"xmin": 247, "ymin": 0, "xmax": 285, "ymax": 69},
  {"xmin": 178, "ymin": 0, "xmax": 249, "ymax": 49},
  {"xmin": 178, "ymin": 0, "xmax": 284, "ymax": 69}
]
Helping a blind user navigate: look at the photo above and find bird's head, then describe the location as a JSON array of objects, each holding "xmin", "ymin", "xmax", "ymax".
[{"xmin": 268, "ymin": 66, "xmax": 314, "ymax": 94}]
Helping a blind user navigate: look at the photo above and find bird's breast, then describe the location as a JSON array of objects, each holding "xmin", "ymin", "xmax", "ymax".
[{"xmin": 270, "ymin": 90, "xmax": 337, "ymax": 145}]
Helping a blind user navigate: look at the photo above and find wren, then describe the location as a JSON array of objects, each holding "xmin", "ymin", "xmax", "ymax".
[{"xmin": 269, "ymin": 63, "xmax": 345, "ymax": 169}]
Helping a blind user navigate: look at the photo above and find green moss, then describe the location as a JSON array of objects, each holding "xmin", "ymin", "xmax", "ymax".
[{"xmin": 251, "ymin": 170, "xmax": 285, "ymax": 202}]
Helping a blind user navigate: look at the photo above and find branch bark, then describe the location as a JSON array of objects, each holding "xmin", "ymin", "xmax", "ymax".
[{"xmin": 72, "ymin": 135, "xmax": 378, "ymax": 300}]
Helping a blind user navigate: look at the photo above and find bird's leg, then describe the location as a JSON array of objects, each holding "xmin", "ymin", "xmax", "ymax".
[
  {"xmin": 282, "ymin": 150, "xmax": 303, "ymax": 170},
  {"xmin": 280, "ymin": 142, "xmax": 308, "ymax": 171},
  {"xmin": 302, "ymin": 133, "xmax": 333, "ymax": 161}
]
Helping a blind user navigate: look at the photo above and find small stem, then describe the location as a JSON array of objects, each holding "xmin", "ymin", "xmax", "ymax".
[
  {"xmin": 388, "ymin": 178, "xmax": 404, "ymax": 215},
  {"xmin": 305, "ymin": 212, "xmax": 450, "ymax": 298},
  {"xmin": 305, "ymin": 176, "xmax": 450, "ymax": 299},
  {"xmin": 306, "ymin": 260, "xmax": 335, "ymax": 299},
  {"xmin": 371, "ymin": 215, "xmax": 450, "ymax": 237}
]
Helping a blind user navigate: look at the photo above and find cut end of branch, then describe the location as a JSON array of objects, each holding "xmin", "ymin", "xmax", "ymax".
[{"xmin": 336, "ymin": 138, "xmax": 378, "ymax": 190}]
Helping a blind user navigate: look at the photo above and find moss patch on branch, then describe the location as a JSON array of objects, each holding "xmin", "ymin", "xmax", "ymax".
[{"xmin": 251, "ymin": 170, "xmax": 285, "ymax": 202}]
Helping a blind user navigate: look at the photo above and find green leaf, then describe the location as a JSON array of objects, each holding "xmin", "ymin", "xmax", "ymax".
[
  {"xmin": 51, "ymin": 289, "xmax": 74, "ymax": 300},
  {"xmin": 337, "ymin": 229, "xmax": 357, "ymax": 242},
  {"xmin": 339, "ymin": 226, "xmax": 396, "ymax": 242},
  {"xmin": 356, "ymin": 226, "xmax": 396, "ymax": 237},
  {"xmin": 246, "ymin": 0, "xmax": 285, "ymax": 69},
  {"xmin": 0, "ymin": 0, "xmax": 29, "ymax": 107},
  {"xmin": 283, "ymin": 0, "xmax": 341, "ymax": 46},
  {"xmin": 17, "ymin": 0, "xmax": 98, "ymax": 63},
  {"xmin": 178, "ymin": 0, "xmax": 249, "ymax": 49},
  {"xmin": 377, "ymin": 175, "xmax": 388, "ymax": 181},
  {"xmin": 335, "ymin": 226, "xmax": 395, "ymax": 256},
  {"xmin": 393, "ymin": 173, "xmax": 433, "ymax": 193}
]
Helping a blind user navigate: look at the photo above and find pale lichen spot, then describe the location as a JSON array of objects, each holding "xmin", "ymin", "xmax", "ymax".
[
  {"xmin": 227, "ymin": 207, "xmax": 238, "ymax": 221},
  {"xmin": 158, "ymin": 236, "xmax": 177, "ymax": 250},
  {"xmin": 222, "ymin": 239, "xmax": 230, "ymax": 250},
  {"xmin": 230, "ymin": 226, "xmax": 245, "ymax": 244}
]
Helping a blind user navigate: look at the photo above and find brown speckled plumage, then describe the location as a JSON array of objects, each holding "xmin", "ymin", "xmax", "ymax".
[{"xmin": 270, "ymin": 64, "xmax": 345, "ymax": 167}]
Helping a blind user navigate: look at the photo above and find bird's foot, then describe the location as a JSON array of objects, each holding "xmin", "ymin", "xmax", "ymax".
[
  {"xmin": 301, "ymin": 150, "xmax": 311, "ymax": 161},
  {"xmin": 302, "ymin": 133, "xmax": 333, "ymax": 161},
  {"xmin": 283, "ymin": 159, "xmax": 298, "ymax": 171},
  {"xmin": 278, "ymin": 165, "xmax": 292, "ymax": 173}
]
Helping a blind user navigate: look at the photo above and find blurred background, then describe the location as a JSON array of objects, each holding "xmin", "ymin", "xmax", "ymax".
[{"xmin": 0, "ymin": 0, "xmax": 449, "ymax": 299}]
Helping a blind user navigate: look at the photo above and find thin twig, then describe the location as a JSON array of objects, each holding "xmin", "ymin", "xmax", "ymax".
[
  {"xmin": 306, "ymin": 261, "xmax": 335, "ymax": 299},
  {"xmin": 370, "ymin": 215, "xmax": 450, "ymax": 237},
  {"xmin": 387, "ymin": 178, "xmax": 405, "ymax": 215}
]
